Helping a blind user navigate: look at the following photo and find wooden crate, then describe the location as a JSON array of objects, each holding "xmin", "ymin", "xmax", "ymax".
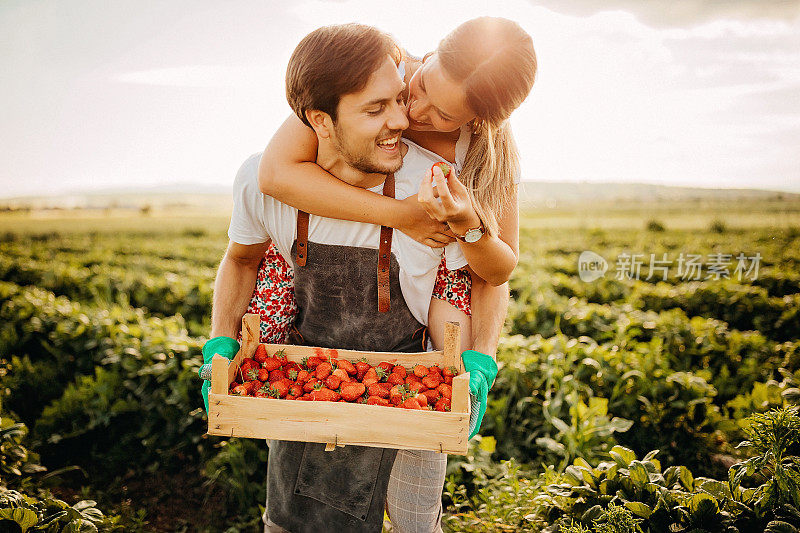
[{"xmin": 207, "ymin": 314, "xmax": 471, "ymax": 455}]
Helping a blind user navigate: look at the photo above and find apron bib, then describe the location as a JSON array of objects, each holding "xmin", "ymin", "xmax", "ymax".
[{"xmin": 266, "ymin": 175, "xmax": 426, "ymax": 533}]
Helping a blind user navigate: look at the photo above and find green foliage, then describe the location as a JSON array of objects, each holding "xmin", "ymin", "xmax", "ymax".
[
  {"xmin": 0, "ymin": 486, "xmax": 126, "ymax": 532},
  {"xmin": 0, "ymin": 283, "xmax": 208, "ymax": 481},
  {"xmin": 730, "ymin": 408, "xmax": 800, "ymax": 514},
  {"xmin": 3, "ymin": 216, "xmax": 799, "ymax": 531},
  {"xmin": 201, "ymin": 438, "xmax": 268, "ymax": 521},
  {"xmin": 0, "ymin": 416, "xmax": 46, "ymax": 489}
]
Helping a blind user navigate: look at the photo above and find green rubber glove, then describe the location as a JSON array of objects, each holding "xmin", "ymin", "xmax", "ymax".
[
  {"xmin": 461, "ymin": 350, "xmax": 499, "ymax": 439},
  {"xmin": 199, "ymin": 336, "xmax": 240, "ymax": 412}
]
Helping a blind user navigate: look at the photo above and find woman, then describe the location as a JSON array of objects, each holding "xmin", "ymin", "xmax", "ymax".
[{"xmin": 249, "ymin": 17, "xmax": 537, "ymax": 356}]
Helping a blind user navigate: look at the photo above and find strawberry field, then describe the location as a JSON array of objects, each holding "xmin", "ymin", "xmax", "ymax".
[{"xmin": 1, "ymin": 198, "xmax": 799, "ymax": 532}]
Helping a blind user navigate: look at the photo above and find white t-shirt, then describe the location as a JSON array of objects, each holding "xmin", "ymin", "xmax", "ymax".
[{"xmin": 228, "ymin": 142, "xmax": 468, "ymax": 325}]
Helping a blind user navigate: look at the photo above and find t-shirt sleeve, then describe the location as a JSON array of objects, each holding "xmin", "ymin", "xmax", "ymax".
[
  {"xmin": 443, "ymin": 241, "xmax": 468, "ymax": 270},
  {"xmin": 227, "ymin": 154, "xmax": 270, "ymax": 245}
]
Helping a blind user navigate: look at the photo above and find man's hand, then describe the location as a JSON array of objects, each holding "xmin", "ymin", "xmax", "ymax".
[
  {"xmin": 396, "ymin": 195, "xmax": 457, "ymax": 248},
  {"xmin": 461, "ymin": 349, "xmax": 499, "ymax": 439},
  {"xmin": 199, "ymin": 336, "xmax": 240, "ymax": 412}
]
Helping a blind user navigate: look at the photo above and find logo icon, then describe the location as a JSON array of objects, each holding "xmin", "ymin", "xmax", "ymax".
[{"xmin": 578, "ymin": 251, "xmax": 608, "ymax": 282}]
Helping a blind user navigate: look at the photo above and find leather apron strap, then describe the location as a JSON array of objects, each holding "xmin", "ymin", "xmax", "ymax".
[{"xmin": 296, "ymin": 174, "xmax": 396, "ymax": 312}]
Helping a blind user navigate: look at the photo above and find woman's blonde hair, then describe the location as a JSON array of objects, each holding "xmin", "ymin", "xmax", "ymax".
[{"xmin": 437, "ymin": 17, "xmax": 536, "ymax": 236}]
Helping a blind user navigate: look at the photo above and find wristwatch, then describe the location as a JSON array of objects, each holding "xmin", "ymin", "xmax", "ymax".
[{"xmin": 455, "ymin": 222, "xmax": 485, "ymax": 243}]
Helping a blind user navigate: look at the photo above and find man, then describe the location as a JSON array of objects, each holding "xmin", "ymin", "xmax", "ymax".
[{"xmin": 202, "ymin": 24, "xmax": 504, "ymax": 532}]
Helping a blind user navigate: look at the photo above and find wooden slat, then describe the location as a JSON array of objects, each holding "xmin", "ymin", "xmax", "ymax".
[
  {"xmin": 442, "ymin": 321, "xmax": 463, "ymax": 373},
  {"xmin": 451, "ymin": 372, "xmax": 470, "ymax": 416},
  {"xmin": 227, "ymin": 313, "xmax": 261, "ymax": 385},
  {"xmin": 208, "ymin": 393, "xmax": 469, "ymax": 455},
  {"xmin": 211, "ymin": 354, "xmax": 228, "ymax": 395}
]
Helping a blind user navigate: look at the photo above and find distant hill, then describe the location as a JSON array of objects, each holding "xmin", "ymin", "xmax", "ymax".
[
  {"xmin": 1, "ymin": 181, "xmax": 797, "ymax": 211},
  {"xmin": 517, "ymin": 181, "xmax": 798, "ymax": 208}
]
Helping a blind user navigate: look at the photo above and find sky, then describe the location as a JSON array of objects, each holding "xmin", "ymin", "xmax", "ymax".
[{"xmin": 1, "ymin": 0, "xmax": 800, "ymax": 197}]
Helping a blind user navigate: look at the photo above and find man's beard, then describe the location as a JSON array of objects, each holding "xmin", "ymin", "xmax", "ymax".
[{"xmin": 332, "ymin": 121, "xmax": 403, "ymax": 175}]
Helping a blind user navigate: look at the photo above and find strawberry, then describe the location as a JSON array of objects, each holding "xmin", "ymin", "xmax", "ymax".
[
  {"xmin": 296, "ymin": 369, "xmax": 311, "ymax": 383},
  {"xmin": 389, "ymin": 384, "xmax": 406, "ymax": 405},
  {"xmin": 367, "ymin": 396, "xmax": 390, "ymax": 406},
  {"xmin": 310, "ymin": 388, "xmax": 340, "ymax": 402},
  {"xmin": 422, "ymin": 374, "xmax": 442, "ymax": 389},
  {"xmin": 230, "ymin": 384, "xmax": 248, "ymax": 396},
  {"xmin": 392, "ymin": 365, "xmax": 407, "ymax": 378},
  {"xmin": 315, "ymin": 362, "xmax": 333, "ymax": 380},
  {"xmin": 254, "ymin": 344, "xmax": 269, "ymax": 363},
  {"xmin": 257, "ymin": 368, "xmax": 270, "ymax": 382},
  {"xmin": 325, "ymin": 374, "xmax": 342, "ymax": 390},
  {"xmin": 244, "ymin": 367, "xmax": 260, "ymax": 382},
  {"xmin": 305, "ymin": 356, "xmax": 323, "ymax": 370},
  {"xmin": 422, "ymin": 389, "xmax": 440, "ymax": 405},
  {"xmin": 387, "ymin": 373, "xmax": 405, "ymax": 386},
  {"xmin": 340, "ymin": 382, "xmax": 366, "ymax": 402},
  {"xmin": 362, "ymin": 367, "xmax": 379, "ymax": 386},
  {"xmin": 331, "ymin": 368, "xmax": 350, "ymax": 382},
  {"xmin": 244, "ymin": 380, "xmax": 262, "ymax": 395},
  {"xmin": 239, "ymin": 359, "xmax": 259, "ymax": 380},
  {"xmin": 262, "ymin": 357, "xmax": 283, "ymax": 371},
  {"xmin": 443, "ymin": 366, "xmax": 458, "ymax": 378},
  {"xmin": 269, "ymin": 381, "xmax": 289, "ymax": 398},
  {"xmin": 401, "ymin": 397, "xmax": 422, "ymax": 410},
  {"xmin": 254, "ymin": 389, "xmax": 271, "ymax": 398},
  {"xmin": 303, "ymin": 379, "xmax": 320, "ymax": 393},
  {"xmin": 435, "ymin": 397, "xmax": 451, "ymax": 412},
  {"xmin": 289, "ymin": 384, "xmax": 303, "ymax": 397},
  {"xmin": 414, "ymin": 392, "xmax": 428, "ymax": 408},
  {"xmin": 405, "ymin": 374, "xmax": 423, "ymax": 386},
  {"xmin": 437, "ymin": 383, "xmax": 452, "ymax": 399},
  {"xmin": 367, "ymin": 383, "xmax": 391, "ymax": 399},
  {"xmin": 378, "ymin": 362, "xmax": 394, "ymax": 374},
  {"xmin": 431, "ymin": 162, "xmax": 452, "ymax": 179},
  {"xmin": 269, "ymin": 369, "xmax": 286, "ymax": 383},
  {"xmin": 413, "ymin": 364, "xmax": 429, "ymax": 378},
  {"xmin": 406, "ymin": 380, "xmax": 425, "ymax": 393},
  {"xmin": 444, "ymin": 375, "xmax": 453, "ymax": 385},
  {"xmin": 287, "ymin": 369, "xmax": 299, "ymax": 381},
  {"xmin": 355, "ymin": 360, "xmax": 371, "ymax": 381},
  {"xmin": 337, "ymin": 359, "xmax": 356, "ymax": 376}
]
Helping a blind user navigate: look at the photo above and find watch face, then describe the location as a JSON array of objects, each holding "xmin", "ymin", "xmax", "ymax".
[{"xmin": 464, "ymin": 228, "xmax": 483, "ymax": 243}]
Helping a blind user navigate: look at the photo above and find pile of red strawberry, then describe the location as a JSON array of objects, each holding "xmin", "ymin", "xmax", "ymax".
[{"xmin": 228, "ymin": 346, "xmax": 456, "ymax": 411}]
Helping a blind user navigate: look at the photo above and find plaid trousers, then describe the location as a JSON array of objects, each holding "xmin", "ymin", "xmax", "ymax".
[{"xmin": 385, "ymin": 449, "xmax": 447, "ymax": 533}]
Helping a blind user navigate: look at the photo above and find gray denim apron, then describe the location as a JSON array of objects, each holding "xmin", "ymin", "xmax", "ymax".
[{"xmin": 266, "ymin": 175, "xmax": 426, "ymax": 533}]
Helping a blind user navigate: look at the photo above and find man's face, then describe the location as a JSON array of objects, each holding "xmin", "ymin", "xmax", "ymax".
[{"xmin": 330, "ymin": 55, "xmax": 409, "ymax": 175}]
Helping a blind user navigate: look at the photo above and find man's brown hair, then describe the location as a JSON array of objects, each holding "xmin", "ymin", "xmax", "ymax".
[{"xmin": 286, "ymin": 23, "xmax": 401, "ymax": 127}]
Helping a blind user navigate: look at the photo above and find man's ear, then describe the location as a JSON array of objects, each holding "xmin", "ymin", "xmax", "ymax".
[{"xmin": 305, "ymin": 109, "xmax": 333, "ymax": 139}]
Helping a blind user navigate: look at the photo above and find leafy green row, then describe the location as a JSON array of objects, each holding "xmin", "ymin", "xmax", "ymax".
[
  {"xmin": 0, "ymin": 281, "xmax": 209, "ymax": 482},
  {"xmin": 0, "ymin": 257, "xmax": 213, "ymax": 335}
]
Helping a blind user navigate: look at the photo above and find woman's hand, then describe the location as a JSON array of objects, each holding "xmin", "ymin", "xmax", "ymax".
[
  {"xmin": 417, "ymin": 164, "xmax": 482, "ymax": 236},
  {"xmin": 397, "ymin": 195, "xmax": 457, "ymax": 248}
]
